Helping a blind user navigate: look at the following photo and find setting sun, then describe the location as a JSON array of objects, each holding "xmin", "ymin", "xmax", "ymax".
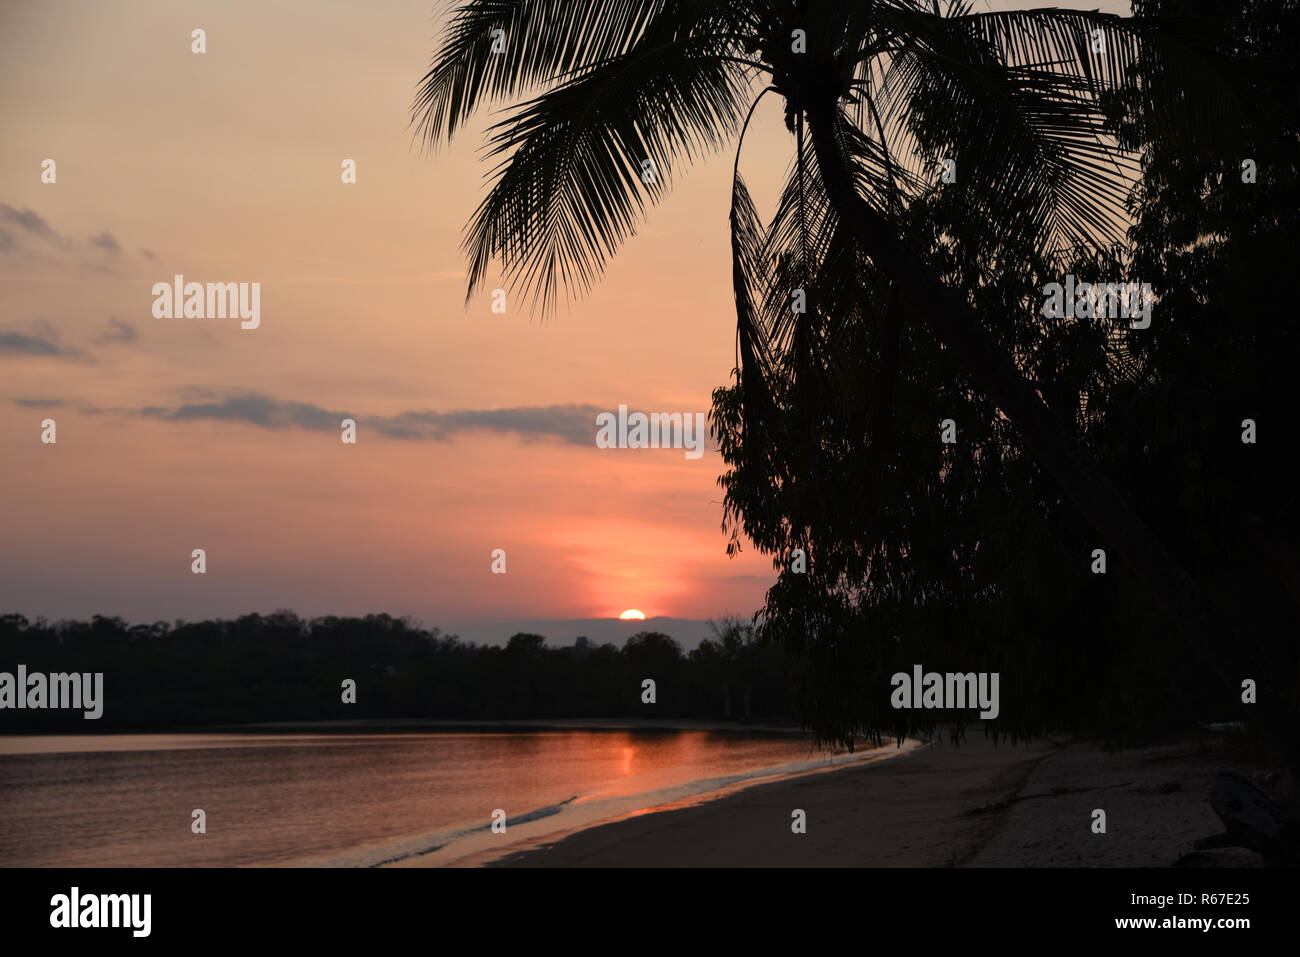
[{"xmin": 619, "ymin": 609, "xmax": 646, "ymax": 621}]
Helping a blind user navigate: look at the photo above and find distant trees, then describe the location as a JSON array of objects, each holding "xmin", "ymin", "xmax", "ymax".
[
  {"xmin": 0, "ymin": 614, "xmax": 792, "ymax": 730},
  {"xmin": 696, "ymin": 618, "xmax": 784, "ymax": 721}
]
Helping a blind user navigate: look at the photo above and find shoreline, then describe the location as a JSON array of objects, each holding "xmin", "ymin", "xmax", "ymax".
[
  {"xmin": 205, "ymin": 717, "xmax": 811, "ymax": 735},
  {"xmin": 376, "ymin": 738, "xmax": 921, "ymax": 868},
  {"xmin": 484, "ymin": 731, "xmax": 1274, "ymax": 867},
  {"xmin": 0, "ymin": 718, "xmax": 812, "ymax": 737},
  {"xmin": 422, "ymin": 738, "xmax": 922, "ymax": 867}
]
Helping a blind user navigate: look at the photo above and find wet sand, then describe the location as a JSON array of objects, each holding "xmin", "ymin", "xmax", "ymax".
[{"xmin": 489, "ymin": 732, "xmax": 1271, "ymax": 867}]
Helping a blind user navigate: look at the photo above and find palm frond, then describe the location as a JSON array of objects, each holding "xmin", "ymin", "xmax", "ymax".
[
  {"xmin": 869, "ymin": 7, "xmax": 1141, "ymax": 254},
  {"xmin": 962, "ymin": 7, "xmax": 1247, "ymax": 161},
  {"xmin": 730, "ymin": 171, "xmax": 777, "ymax": 458},
  {"xmin": 462, "ymin": 33, "xmax": 753, "ymax": 313},
  {"xmin": 413, "ymin": 0, "xmax": 666, "ymax": 148},
  {"xmin": 957, "ymin": 9, "xmax": 1140, "ymax": 94}
]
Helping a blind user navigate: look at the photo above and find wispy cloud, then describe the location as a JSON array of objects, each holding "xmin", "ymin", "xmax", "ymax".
[
  {"xmin": 139, "ymin": 395, "xmax": 341, "ymax": 431},
  {"xmin": 128, "ymin": 392, "xmax": 605, "ymax": 444},
  {"xmin": 1, "ymin": 317, "xmax": 140, "ymax": 358},
  {"xmin": 0, "ymin": 205, "xmax": 61, "ymax": 243},
  {"xmin": 373, "ymin": 405, "xmax": 604, "ymax": 443},
  {"xmin": 0, "ymin": 331, "xmax": 65, "ymax": 356},
  {"xmin": 0, "ymin": 205, "xmax": 140, "ymax": 273},
  {"xmin": 11, "ymin": 397, "xmax": 66, "ymax": 408},
  {"xmin": 92, "ymin": 318, "xmax": 139, "ymax": 346},
  {"xmin": 88, "ymin": 231, "xmax": 121, "ymax": 255},
  {"xmin": 0, "ymin": 320, "xmax": 80, "ymax": 358}
]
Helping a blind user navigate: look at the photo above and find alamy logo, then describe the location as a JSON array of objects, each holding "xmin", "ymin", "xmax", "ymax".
[
  {"xmin": 152, "ymin": 274, "xmax": 260, "ymax": 329},
  {"xmin": 890, "ymin": 665, "xmax": 1000, "ymax": 719},
  {"xmin": 0, "ymin": 666, "xmax": 102, "ymax": 719},
  {"xmin": 50, "ymin": 887, "xmax": 150, "ymax": 937},
  {"xmin": 595, "ymin": 405, "xmax": 708, "ymax": 460},
  {"xmin": 1041, "ymin": 275, "xmax": 1153, "ymax": 328}
]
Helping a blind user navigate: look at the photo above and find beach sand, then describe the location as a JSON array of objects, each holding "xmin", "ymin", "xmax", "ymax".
[{"xmin": 488, "ymin": 731, "xmax": 1273, "ymax": 867}]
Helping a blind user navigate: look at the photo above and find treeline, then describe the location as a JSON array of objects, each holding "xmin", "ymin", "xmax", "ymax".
[{"xmin": 0, "ymin": 612, "xmax": 791, "ymax": 731}]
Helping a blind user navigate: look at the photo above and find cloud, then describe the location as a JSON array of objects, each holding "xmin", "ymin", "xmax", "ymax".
[
  {"xmin": 0, "ymin": 205, "xmax": 60, "ymax": 242},
  {"xmin": 0, "ymin": 320, "xmax": 79, "ymax": 358},
  {"xmin": 1, "ymin": 317, "xmax": 137, "ymax": 357},
  {"xmin": 0, "ymin": 205, "xmax": 141, "ymax": 269},
  {"xmin": 0, "ymin": 331, "xmax": 66, "ymax": 356},
  {"xmin": 140, "ymin": 394, "xmax": 341, "ymax": 431},
  {"xmin": 11, "ymin": 398, "xmax": 66, "ymax": 408},
  {"xmin": 93, "ymin": 318, "xmax": 139, "ymax": 346},
  {"xmin": 131, "ymin": 392, "xmax": 605, "ymax": 444},
  {"xmin": 88, "ymin": 232, "xmax": 121, "ymax": 255},
  {"xmin": 374, "ymin": 405, "xmax": 603, "ymax": 443}
]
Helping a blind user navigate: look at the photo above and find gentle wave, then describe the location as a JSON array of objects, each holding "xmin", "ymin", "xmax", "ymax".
[
  {"xmin": 354, "ymin": 796, "xmax": 582, "ymax": 868},
  {"xmin": 306, "ymin": 741, "xmax": 917, "ymax": 867}
]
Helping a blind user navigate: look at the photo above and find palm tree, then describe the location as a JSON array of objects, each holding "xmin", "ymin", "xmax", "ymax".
[{"xmin": 411, "ymin": 0, "xmax": 1229, "ymax": 652}]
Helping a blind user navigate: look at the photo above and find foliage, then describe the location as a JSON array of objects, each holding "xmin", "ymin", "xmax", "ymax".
[{"xmin": 0, "ymin": 613, "xmax": 790, "ymax": 730}]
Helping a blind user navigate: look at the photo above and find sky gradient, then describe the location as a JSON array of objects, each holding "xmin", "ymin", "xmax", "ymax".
[{"xmin": 0, "ymin": 0, "xmax": 1128, "ymax": 629}]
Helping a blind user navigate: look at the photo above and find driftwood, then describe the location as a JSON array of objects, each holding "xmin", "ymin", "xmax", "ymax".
[{"xmin": 1193, "ymin": 772, "xmax": 1300, "ymax": 867}]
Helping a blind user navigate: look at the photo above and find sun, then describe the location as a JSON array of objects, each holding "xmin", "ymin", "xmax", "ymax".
[{"xmin": 619, "ymin": 609, "xmax": 646, "ymax": 621}]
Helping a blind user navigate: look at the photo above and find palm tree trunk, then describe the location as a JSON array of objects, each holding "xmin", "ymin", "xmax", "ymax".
[{"xmin": 804, "ymin": 99, "xmax": 1208, "ymax": 635}]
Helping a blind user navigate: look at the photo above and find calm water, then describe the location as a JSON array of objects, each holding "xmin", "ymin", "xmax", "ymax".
[{"xmin": 0, "ymin": 730, "xmax": 885, "ymax": 866}]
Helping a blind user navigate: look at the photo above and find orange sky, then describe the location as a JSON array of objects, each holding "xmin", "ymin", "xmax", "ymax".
[{"xmin": 0, "ymin": 0, "xmax": 1129, "ymax": 627}]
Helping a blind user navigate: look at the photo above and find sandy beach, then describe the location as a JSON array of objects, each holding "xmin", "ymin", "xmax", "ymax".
[{"xmin": 488, "ymin": 731, "xmax": 1274, "ymax": 867}]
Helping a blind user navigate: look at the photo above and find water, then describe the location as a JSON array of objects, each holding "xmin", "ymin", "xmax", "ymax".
[{"xmin": 0, "ymin": 730, "xmax": 899, "ymax": 866}]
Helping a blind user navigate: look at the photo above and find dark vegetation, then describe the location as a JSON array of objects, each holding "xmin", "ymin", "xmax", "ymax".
[
  {"xmin": 0, "ymin": 613, "xmax": 789, "ymax": 730},
  {"xmin": 711, "ymin": 0, "xmax": 1297, "ymax": 750},
  {"xmin": 412, "ymin": 0, "xmax": 1299, "ymax": 857}
]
